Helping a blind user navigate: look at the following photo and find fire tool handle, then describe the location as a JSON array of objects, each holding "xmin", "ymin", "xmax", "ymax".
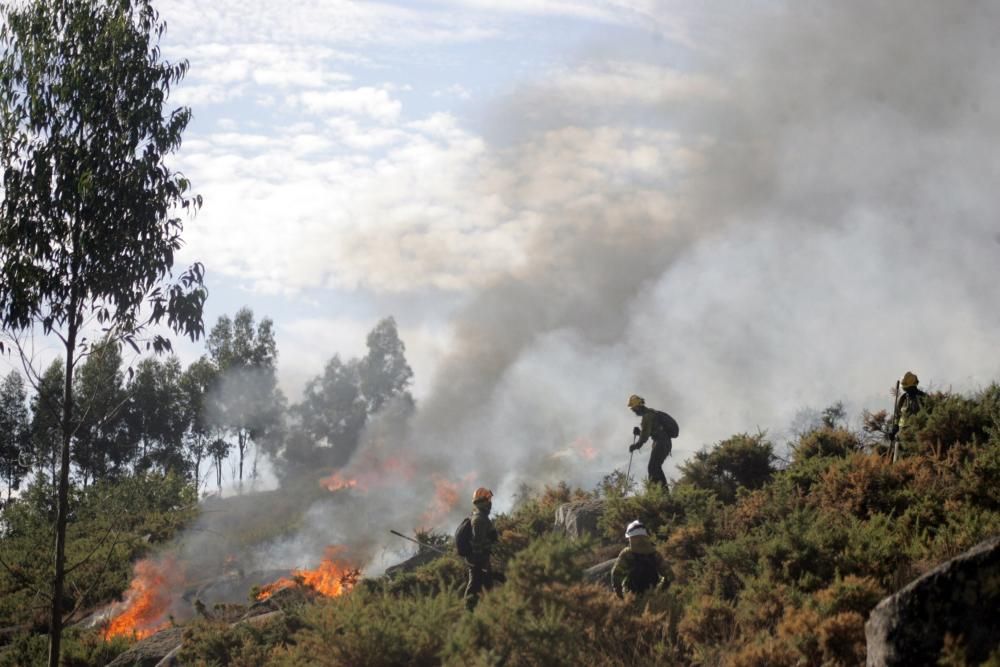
[{"xmin": 389, "ymin": 529, "xmax": 449, "ymax": 555}]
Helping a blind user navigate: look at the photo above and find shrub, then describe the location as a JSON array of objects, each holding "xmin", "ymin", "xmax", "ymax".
[
  {"xmin": 443, "ymin": 535, "xmax": 670, "ymax": 666},
  {"xmin": 273, "ymin": 589, "xmax": 463, "ymax": 667},
  {"xmin": 678, "ymin": 433, "xmax": 776, "ymax": 504},
  {"xmin": 791, "ymin": 427, "xmax": 861, "ymax": 463},
  {"xmin": 817, "ymin": 611, "xmax": 866, "ymax": 666},
  {"xmin": 179, "ymin": 613, "xmax": 299, "ymax": 666},
  {"xmin": 599, "ymin": 481, "xmax": 678, "ymax": 542}
]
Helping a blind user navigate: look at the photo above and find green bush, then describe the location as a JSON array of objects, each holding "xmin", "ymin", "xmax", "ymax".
[
  {"xmin": 273, "ymin": 588, "xmax": 463, "ymax": 667},
  {"xmin": 678, "ymin": 433, "xmax": 776, "ymax": 504},
  {"xmin": 178, "ymin": 612, "xmax": 300, "ymax": 666},
  {"xmin": 444, "ymin": 535, "xmax": 671, "ymax": 666},
  {"xmin": 792, "ymin": 427, "xmax": 861, "ymax": 463}
]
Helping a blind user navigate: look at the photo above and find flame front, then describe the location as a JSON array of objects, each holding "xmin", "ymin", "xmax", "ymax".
[
  {"xmin": 420, "ymin": 476, "xmax": 461, "ymax": 526},
  {"xmin": 319, "ymin": 471, "xmax": 360, "ymax": 492},
  {"xmin": 256, "ymin": 546, "xmax": 360, "ymax": 601},
  {"xmin": 103, "ymin": 557, "xmax": 181, "ymax": 640}
]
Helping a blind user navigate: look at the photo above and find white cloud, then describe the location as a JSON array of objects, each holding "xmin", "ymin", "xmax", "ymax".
[
  {"xmin": 177, "ymin": 109, "xmax": 689, "ymax": 296},
  {"xmin": 432, "ymin": 84, "xmax": 473, "ymax": 100},
  {"xmin": 299, "ymin": 87, "xmax": 403, "ymax": 123},
  {"xmin": 534, "ymin": 61, "xmax": 724, "ymax": 110},
  {"xmin": 159, "ymin": 0, "xmax": 499, "ymax": 49}
]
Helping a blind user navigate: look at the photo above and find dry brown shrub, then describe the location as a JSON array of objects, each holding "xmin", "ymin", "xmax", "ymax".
[
  {"xmin": 678, "ymin": 595, "xmax": 737, "ymax": 648},
  {"xmin": 728, "ymin": 488, "xmax": 771, "ymax": 534},
  {"xmin": 818, "ymin": 611, "xmax": 866, "ymax": 666},
  {"xmin": 735, "ymin": 579, "xmax": 796, "ymax": 634},
  {"xmin": 664, "ymin": 524, "xmax": 708, "ymax": 562},
  {"xmin": 776, "ymin": 605, "xmax": 822, "ymax": 665},
  {"xmin": 814, "ymin": 575, "xmax": 884, "ymax": 617},
  {"xmin": 809, "ymin": 453, "xmax": 911, "ymax": 518},
  {"xmin": 727, "ymin": 637, "xmax": 801, "ymax": 667}
]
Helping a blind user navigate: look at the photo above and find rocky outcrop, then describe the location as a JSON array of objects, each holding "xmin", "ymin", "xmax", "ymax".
[
  {"xmin": 385, "ymin": 548, "xmax": 442, "ymax": 577},
  {"xmin": 866, "ymin": 535, "xmax": 1000, "ymax": 666},
  {"xmin": 106, "ymin": 627, "xmax": 184, "ymax": 667},
  {"xmin": 554, "ymin": 499, "xmax": 606, "ymax": 540}
]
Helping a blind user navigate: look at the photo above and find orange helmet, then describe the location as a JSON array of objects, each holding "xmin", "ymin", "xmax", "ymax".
[{"xmin": 472, "ymin": 487, "xmax": 494, "ymax": 504}]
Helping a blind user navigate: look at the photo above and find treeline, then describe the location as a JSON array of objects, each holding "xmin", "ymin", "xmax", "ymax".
[{"xmin": 0, "ymin": 308, "xmax": 413, "ymax": 503}]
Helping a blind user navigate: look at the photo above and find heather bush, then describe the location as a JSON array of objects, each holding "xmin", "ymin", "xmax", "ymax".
[
  {"xmin": 381, "ymin": 554, "xmax": 468, "ymax": 598},
  {"xmin": 0, "ymin": 628, "xmax": 130, "ymax": 667},
  {"xmin": 444, "ymin": 536, "xmax": 671, "ymax": 666},
  {"xmin": 678, "ymin": 433, "xmax": 776, "ymax": 504},
  {"xmin": 599, "ymin": 479, "xmax": 677, "ymax": 541},
  {"xmin": 179, "ymin": 613, "xmax": 299, "ymax": 666},
  {"xmin": 273, "ymin": 589, "xmax": 463, "ymax": 667},
  {"xmin": 791, "ymin": 427, "xmax": 861, "ymax": 463}
]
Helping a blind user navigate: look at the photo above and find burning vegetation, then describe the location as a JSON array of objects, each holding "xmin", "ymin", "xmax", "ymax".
[
  {"xmin": 255, "ymin": 546, "xmax": 360, "ymax": 602},
  {"xmin": 102, "ymin": 557, "xmax": 183, "ymax": 641}
]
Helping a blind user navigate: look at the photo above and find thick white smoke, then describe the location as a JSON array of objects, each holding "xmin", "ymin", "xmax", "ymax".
[{"xmin": 191, "ymin": 1, "xmax": 1000, "ymax": 577}]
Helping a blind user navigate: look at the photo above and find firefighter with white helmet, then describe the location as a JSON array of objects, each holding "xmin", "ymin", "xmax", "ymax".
[{"xmin": 611, "ymin": 520, "xmax": 668, "ymax": 598}]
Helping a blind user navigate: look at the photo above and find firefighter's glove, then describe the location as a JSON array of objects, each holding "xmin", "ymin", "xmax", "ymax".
[
  {"xmin": 629, "ymin": 443, "xmax": 641, "ymax": 453},
  {"xmin": 632, "ymin": 426, "xmax": 641, "ymax": 436}
]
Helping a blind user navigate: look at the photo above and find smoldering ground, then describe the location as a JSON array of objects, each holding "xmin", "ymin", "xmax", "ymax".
[{"xmin": 176, "ymin": 1, "xmax": 1000, "ymax": 578}]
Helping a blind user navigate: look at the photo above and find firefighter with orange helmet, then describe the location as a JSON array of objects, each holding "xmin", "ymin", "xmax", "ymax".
[{"xmin": 461, "ymin": 487, "xmax": 500, "ymax": 610}]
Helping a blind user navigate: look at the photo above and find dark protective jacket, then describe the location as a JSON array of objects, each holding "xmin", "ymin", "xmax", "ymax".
[
  {"xmin": 895, "ymin": 387, "xmax": 927, "ymax": 430},
  {"xmin": 468, "ymin": 506, "xmax": 498, "ymax": 568},
  {"xmin": 636, "ymin": 408, "xmax": 679, "ymax": 449},
  {"xmin": 611, "ymin": 537, "xmax": 667, "ymax": 597}
]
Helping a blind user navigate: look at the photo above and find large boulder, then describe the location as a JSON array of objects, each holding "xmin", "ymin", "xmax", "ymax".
[
  {"xmin": 554, "ymin": 499, "xmax": 606, "ymax": 540},
  {"xmin": 385, "ymin": 548, "xmax": 442, "ymax": 577},
  {"xmin": 866, "ymin": 535, "xmax": 1000, "ymax": 666},
  {"xmin": 106, "ymin": 627, "xmax": 184, "ymax": 667}
]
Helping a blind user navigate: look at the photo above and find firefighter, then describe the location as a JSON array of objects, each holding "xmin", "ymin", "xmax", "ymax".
[
  {"xmin": 611, "ymin": 520, "xmax": 668, "ymax": 598},
  {"xmin": 462, "ymin": 487, "xmax": 499, "ymax": 611},
  {"xmin": 891, "ymin": 371, "xmax": 927, "ymax": 461},
  {"xmin": 628, "ymin": 394, "xmax": 679, "ymax": 488}
]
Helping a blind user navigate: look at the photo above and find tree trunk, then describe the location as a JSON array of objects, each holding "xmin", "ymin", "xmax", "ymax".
[
  {"xmin": 237, "ymin": 430, "xmax": 246, "ymax": 484},
  {"xmin": 48, "ymin": 318, "xmax": 77, "ymax": 667}
]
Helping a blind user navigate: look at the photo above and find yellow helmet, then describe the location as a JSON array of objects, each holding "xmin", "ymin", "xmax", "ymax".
[
  {"xmin": 627, "ymin": 394, "xmax": 645, "ymax": 409},
  {"xmin": 901, "ymin": 372, "xmax": 919, "ymax": 389},
  {"xmin": 472, "ymin": 487, "xmax": 494, "ymax": 504}
]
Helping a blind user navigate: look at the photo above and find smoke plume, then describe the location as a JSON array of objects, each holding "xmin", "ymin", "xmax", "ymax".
[{"xmin": 191, "ymin": 1, "xmax": 1000, "ymax": 577}]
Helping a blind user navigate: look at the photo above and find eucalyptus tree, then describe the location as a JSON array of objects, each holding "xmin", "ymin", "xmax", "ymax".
[
  {"xmin": 283, "ymin": 317, "xmax": 414, "ymax": 476},
  {"xmin": 72, "ymin": 341, "xmax": 129, "ymax": 485},
  {"xmin": 0, "ymin": 0, "xmax": 206, "ymax": 662},
  {"xmin": 126, "ymin": 356, "xmax": 187, "ymax": 475},
  {"xmin": 0, "ymin": 371, "xmax": 30, "ymax": 504},
  {"xmin": 206, "ymin": 308, "xmax": 284, "ymax": 486},
  {"xmin": 180, "ymin": 356, "xmax": 218, "ymax": 490}
]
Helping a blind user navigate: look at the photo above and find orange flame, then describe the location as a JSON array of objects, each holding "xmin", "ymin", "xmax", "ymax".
[
  {"xmin": 256, "ymin": 546, "xmax": 360, "ymax": 601},
  {"xmin": 572, "ymin": 437, "xmax": 598, "ymax": 461},
  {"xmin": 419, "ymin": 476, "xmax": 461, "ymax": 526},
  {"xmin": 103, "ymin": 557, "xmax": 182, "ymax": 641},
  {"xmin": 318, "ymin": 456, "xmax": 418, "ymax": 494},
  {"xmin": 319, "ymin": 471, "xmax": 361, "ymax": 493}
]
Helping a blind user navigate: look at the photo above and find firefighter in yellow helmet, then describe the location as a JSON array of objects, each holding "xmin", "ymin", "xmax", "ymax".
[
  {"xmin": 627, "ymin": 395, "xmax": 679, "ymax": 488},
  {"xmin": 890, "ymin": 372, "xmax": 926, "ymax": 461}
]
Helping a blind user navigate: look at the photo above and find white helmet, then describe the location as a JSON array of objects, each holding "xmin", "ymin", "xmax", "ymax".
[{"xmin": 625, "ymin": 520, "xmax": 647, "ymax": 539}]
